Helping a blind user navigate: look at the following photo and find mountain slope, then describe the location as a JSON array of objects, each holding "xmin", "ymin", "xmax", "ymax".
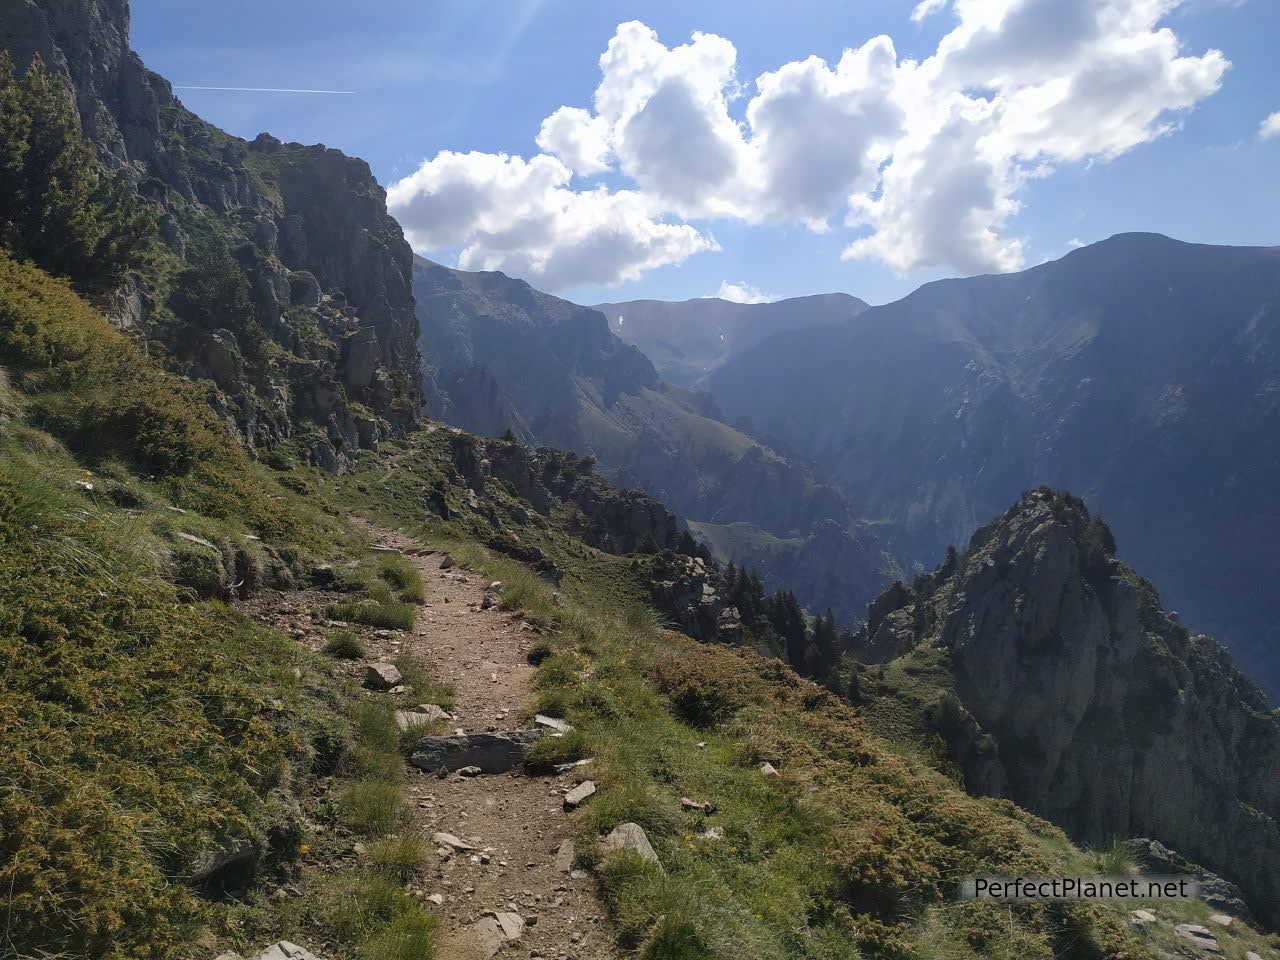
[
  {"xmin": 2, "ymin": 0, "xmax": 422, "ymax": 465},
  {"xmin": 413, "ymin": 256, "xmax": 898, "ymax": 622},
  {"xmin": 849, "ymin": 489, "xmax": 1280, "ymax": 927},
  {"xmin": 709, "ymin": 233, "xmax": 1280, "ymax": 696},
  {"xmin": 598, "ymin": 292, "xmax": 869, "ymax": 388}
]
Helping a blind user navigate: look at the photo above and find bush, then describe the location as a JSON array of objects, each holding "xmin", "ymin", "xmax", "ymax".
[
  {"xmin": 368, "ymin": 832, "xmax": 430, "ymax": 882},
  {"xmin": 375, "ymin": 554, "xmax": 426, "ymax": 603},
  {"xmin": 326, "ymin": 597, "xmax": 417, "ymax": 631}
]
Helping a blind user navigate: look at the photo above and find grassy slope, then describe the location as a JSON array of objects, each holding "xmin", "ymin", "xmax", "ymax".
[{"xmin": 0, "ymin": 256, "xmax": 444, "ymax": 960}]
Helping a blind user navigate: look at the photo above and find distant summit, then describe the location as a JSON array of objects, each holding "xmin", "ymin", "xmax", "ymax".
[{"xmin": 595, "ymin": 292, "xmax": 869, "ymax": 388}]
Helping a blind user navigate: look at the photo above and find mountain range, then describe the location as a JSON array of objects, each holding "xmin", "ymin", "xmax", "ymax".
[{"xmin": 705, "ymin": 233, "xmax": 1280, "ymax": 697}]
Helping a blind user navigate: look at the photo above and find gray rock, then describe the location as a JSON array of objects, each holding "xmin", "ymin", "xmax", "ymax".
[
  {"xmin": 535, "ymin": 714, "xmax": 573, "ymax": 733},
  {"xmin": 189, "ymin": 836, "xmax": 256, "ymax": 888},
  {"xmin": 759, "ymin": 762, "xmax": 780, "ymax": 777},
  {"xmin": 431, "ymin": 832, "xmax": 474, "ymax": 852},
  {"xmin": 439, "ymin": 554, "xmax": 456, "ymax": 570},
  {"xmin": 395, "ymin": 710, "xmax": 438, "ymax": 732},
  {"xmin": 487, "ymin": 910, "xmax": 525, "ymax": 941},
  {"xmin": 1174, "ymin": 924, "xmax": 1221, "ymax": 953},
  {"xmin": 409, "ymin": 730, "xmax": 542, "ymax": 774},
  {"xmin": 563, "ymin": 781, "xmax": 596, "ymax": 810},
  {"xmin": 255, "ymin": 943, "xmax": 326, "ymax": 960},
  {"xmin": 553, "ymin": 839, "xmax": 576, "ymax": 873},
  {"xmin": 601, "ymin": 822, "xmax": 662, "ymax": 871},
  {"xmin": 472, "ymin": 916, "xmax": 504, "ymax": 958},
  {"xmin": 364, "ymin": 662, "xmax": 403, "ymax": 690},
  {"xmin": 1129, "ymin": 909, "xmax": 1157, "ymax": 924},
  {"xmin": 1125, "ymin": 839, "xmax": 1254, "ymax": 924}
]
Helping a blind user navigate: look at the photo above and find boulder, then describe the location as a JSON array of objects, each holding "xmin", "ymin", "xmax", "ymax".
[
  {"xmin": 409, "ymin": 730, "xmax": 543, "ymax": 774},
  {"xmin": 601, "ymin": 822, "xmax": 662, "ymax": 871},
  {"xmin": 364, "ymin": 662, "xmax": 403, "ymax": 690}
]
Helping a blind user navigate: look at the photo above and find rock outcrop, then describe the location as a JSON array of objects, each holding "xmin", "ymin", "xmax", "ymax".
[
  {"xmin": 853, "ymin": 489, "xmax": 1280, "ymax": 926},
  {"xmin": 1, "ymin": 0, "xmax": 422, "ymax": 463}
]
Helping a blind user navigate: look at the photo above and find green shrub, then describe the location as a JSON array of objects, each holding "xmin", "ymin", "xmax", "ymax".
[
  {"xmin": 357, "ymin": 910, "xmax": 440, "ymax": 960},
  {"xmin": 368, "ymin": 832, "xmax": 430, "ymax": 882},
  {"xmin": 375, "ymin": 554, "xmax": 426, "ymax": 603},
  {"xmin": 323, "ymin": 630, "xmax": 367, "ymax": 660},
  {"xmin": 326, "ymin": 597, "xmax": 417, "ymax": 631}
]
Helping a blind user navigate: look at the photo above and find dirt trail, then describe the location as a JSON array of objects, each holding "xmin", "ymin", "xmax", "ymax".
[{"xmin": 358, "ymin": 522, "xmax": 620, "ymax": 960}]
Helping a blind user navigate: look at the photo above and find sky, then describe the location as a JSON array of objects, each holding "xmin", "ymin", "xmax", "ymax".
[{"xmin": 130, "ymin": 0, "xmax": 1280, "ymax": 307}]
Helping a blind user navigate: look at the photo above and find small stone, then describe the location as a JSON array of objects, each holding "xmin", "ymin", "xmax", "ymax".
[
  {"xmin": 1129, "ymin": 909, "xmax": 1156, "ymax": 924},
  {"xmin": 535, "ymin": 714, "xmax": 574, "ymax": 733},
  {"xmin": 564, "ymin": 781, "xmax": 596, "ymax": 811},
  {"xmin": 553, "ymin": 839, "xmax": 576, "ymax": 873},
  {"xmin": 1207, "ymin": 914, "xmax": 1233, "ymax": 927},
  {"xmin": 396, "ymin": 710, "xmax": 439, "ymax": 732},
  {"xmin": 700, "ymin": 826, "xmax": 725, "ymax": 841},
  {"xmin": 426, "ymin": 893, "xmax": 445, "ymax": 906},
  {"xmin": 488, "ymin": 910, "xmax": 525, "ymax": 940},
  {"xmin": 254, "ymin": 943, "xmax": 325, "ymax": 960},
  {"xmin": 458, "ymin": 766, "xmax": 483, "ymax": 777},
  {"xmin": 759, "ymin": 762, "xmax": 780, "ymax": 777},
  {"xmin": 600, "ymin": 822, "xmax": 662, "ymax": 870},
  {"xmin": 364, "ymin": 662, "xmax": 403, "ymax": 690},
  {"xmin": 431, "ymin": 832, "xmax": 475, "ymax": 852},
  {"xmin": 680, "ymin": 797, "xmax": 715, "ymax": 813},
  {"xmin": 439, "ymin": 554, "xmax": 456, "ymax": 570}
]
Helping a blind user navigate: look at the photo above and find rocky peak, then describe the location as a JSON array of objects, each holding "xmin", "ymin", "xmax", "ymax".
[
  {"xmin": 854, "ymin": 488, "xmax": 1280, "ymax": 926},
  {"xmin": 1, "ymin": 0, "xmax": 422, "ymax": 465}
]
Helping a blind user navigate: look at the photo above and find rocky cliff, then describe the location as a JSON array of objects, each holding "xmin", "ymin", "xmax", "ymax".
[
  {"xmin": 853, "ymin": 489, "xmax": 1280, "ymax": 926},
  {"xmin": 1, "ymin": 0, "xmax": 421, "ymax": 465}
]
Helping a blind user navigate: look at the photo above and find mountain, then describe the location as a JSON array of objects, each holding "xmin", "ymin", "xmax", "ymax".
[
  {"xmin": 708, "ymin": 233, "xmax": 1280, "ymax": 696},
  {"xmin": 850, "ymin": 489, "xmax": 1280, "ymax": 927},
  {"xmin": 2, "ymin": 0, "xmax": 422, "ymax": 467},
  {"xmin": 413, "ymin": 256, "xmax": 899, "ymax": 621},
  {"xmin": 597, "ymin": 292, "xmax": 869, "ymax": 387}
]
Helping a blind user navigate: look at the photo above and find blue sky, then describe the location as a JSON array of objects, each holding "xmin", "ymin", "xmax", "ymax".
[{"xmin": 131, "ymin": 0, "xmax": 1279, "ymax": 306}]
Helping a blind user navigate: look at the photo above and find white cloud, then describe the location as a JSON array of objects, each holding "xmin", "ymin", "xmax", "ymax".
[
  {"xmin": 386, "ymin": 151, "xmax": 717, "ymax": 289},
  {"xmin": 1261, "ymin": 111, "xmax": 1280, "ymax": 140},
  {"xmin": 713, "ymin": 280, "xmax": 775, "ymax": 303},
  {"xmin": 388, "ymin": 1, "xmax": 1228, "ymax": 289}
]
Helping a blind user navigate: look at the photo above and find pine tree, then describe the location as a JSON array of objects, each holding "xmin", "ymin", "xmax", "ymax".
[{"xmin": 0, "ymin": 54, "xmax": 153, "ymax": 293}]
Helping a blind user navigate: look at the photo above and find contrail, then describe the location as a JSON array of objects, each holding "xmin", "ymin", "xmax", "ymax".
[{"xmin": 175, "ymin": 85, "xmax": 356, "ymax": 95}]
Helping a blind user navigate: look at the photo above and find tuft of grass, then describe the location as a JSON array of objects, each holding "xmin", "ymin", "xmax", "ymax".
[
  {"xmin": 1088, "ymin": 840, "xmax": 1140, "ymax": 876},
  {"xmin": 368, "ymin": 833, "xmax": 430, "ymax": 882},
  {"xmin": 327, "ymin": 596, "xmax": 418, "ymax": 631},
  {"xmin": 393, "ymin": 653, "xmax": 455, "ymax": 710},
  {"xmin": 525, "ymin": 728, "xmax": 590, "ymax": 771},
  {"xmin": 341, "ymin": 781, "xmax": 405, "ymax": 836},
  {"xmin": 375, "ymin": 554, "xmax": 426, "ymax": 603},
  {"xmin": 357, "ymin": 910, "xmax": 440, "ymax": 960},
  {"xmin": 323, "ymin": 630, "xmax": 367, "ymax": 660}
]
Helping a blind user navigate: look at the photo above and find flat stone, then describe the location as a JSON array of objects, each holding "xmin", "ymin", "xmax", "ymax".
[
  {"xmin": 255, "ymin": 943, "xmax": 326, "ymax": 960},
  {"xmin": 553, "ymin": 839, "xmax": 576, "ymax": 873},
  {"xmin": 680, "ymin": 797, "xmax": 715, "ymax": 812},
  {"xmin": 395, "ymin": 710, "xmax": 438, "ymax": 732},
  {"xmin": 411, "ymin": 704, "xmax": 453, "ymax": 721},
  {"xmin": 426, "ymin": 893, "xmax": 444, "ymax": 906},
  {"xmin": 369, "ymin": 545, "xmax": 402, "ymax": 555},
  {"xmin": 431, "ymin": 832, "xmax": 475, "ymax": 852},
  {"xmin": 364, "ymin": 662, "xmax": 403, "ymax": 690},
  {"xmin": 1175, "ymin": 924, "xmax": 1221, "ymax": 953},
  {"xmin": 700, "ymin": 826, "xmax": 725, "ymax": 841},
  {"xmin": 472, "ymin": 917, "xmax": 504, "ymax": 958},
  {"xmin": 487, "ymin": 910, "xmax": 525, "ymax": 940},
  {"xmin": 601, "ymin": 822, "xmax": 662, "ymax": 871},
  {"xmin": 535, "ymin": 714, "xmax": 574, "ymax": 733},
  {"xmin": 1208, "ymin": 914, "xmax": 1233, "ymax": 927},
  {"xmin": 1129, "ymin": 909, "xmax": 1157, "ymax": 924},
  {"xmin": 409, "ymin": 730, "xmax": 543, "ymax": 774},
  {"xmin": 458, "ymin": 766, "xmax": 483, "ymax": 777},
  {"xmin": 439, "ymin": 554, "xmax": 456, "ymax": 570},
  {"xmin": 564, "ymin": 781, "xmax": 596, "ymax": 810},
  {"xmin": 759, "ymin": 762, "xmax": 780, "ymax": 776}
]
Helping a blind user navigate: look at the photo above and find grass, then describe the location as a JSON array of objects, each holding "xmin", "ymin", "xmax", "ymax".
[
  {"xmin": 327, "ymin": 593, "xmax": 418, "ymax": 631},
  {"xmin": 324, "ymin": 629, "xmax": 367, "ymax": 659}
]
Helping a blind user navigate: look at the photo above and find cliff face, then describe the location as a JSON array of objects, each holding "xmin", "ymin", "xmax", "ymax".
[
  {"xmin": 855, "ymin": 489, "xmax": 1280, "ymax": 926},
  {"xmin": 2, "ymin": 0, "xmax": 421, "ymax": 464}
]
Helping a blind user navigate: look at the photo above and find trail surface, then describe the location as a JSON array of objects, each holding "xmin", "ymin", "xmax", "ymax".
[{"xmin": 360, "ymin": 523, "xmax": 620, "ymax": 960}]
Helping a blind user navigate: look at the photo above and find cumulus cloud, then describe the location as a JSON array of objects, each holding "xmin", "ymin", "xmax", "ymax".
[
  {"xmin": 713, "ymin": 280, "xmax": 775, "ymax": 303},
  {"xmin": 1261, "ymin": 111, "xmax": 1280, "ymax": 140},
  {"xmin": 386, "ymin": 151, "xmax": 716, "ymax": 289},
  {"xmin": 388, "ymin": 1, "xmax": 1227, "ymax": 289}
]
